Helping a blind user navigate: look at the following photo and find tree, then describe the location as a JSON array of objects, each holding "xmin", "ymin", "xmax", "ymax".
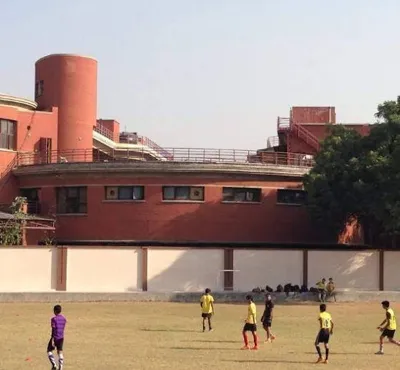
[
  {"xmin": 304, "ymin": 96, "xmax": 400, "ymax": 245},
  {"xmin": 0, "ymin": 196, "xmax": 27, "ymax": 245},
  {"xmin": 303, "ymin": 125, "xmax": 365, "ymax": 239}
]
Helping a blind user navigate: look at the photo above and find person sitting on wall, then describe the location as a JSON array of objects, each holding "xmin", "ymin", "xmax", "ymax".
[
  {"xmin": 316, "ymin": 278, "xmax": 327, "ymax": 302},
  {"xmin": 326, "ymin": 278, "xmax": 336, "ymax": 302}
]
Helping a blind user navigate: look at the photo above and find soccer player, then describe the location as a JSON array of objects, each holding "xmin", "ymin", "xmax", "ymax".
[
  {"xmin": 200, "ymin": 288, "xmax": 214, "ymax": 332},
  {"xmin": 261, "ymin": 293, "xmax": 276, "ymax": 343},
  {"xmin": 47, "ymin": 305, "xmax": 67, "ymax": 370},
  {"xmin": 241, "ymin": 295, "xmax": 258, "ymax": 350},
  {"xmin": 376, "ymin": 300, "xmax": 400, "ymax": 354},
  {"xmin": 315, "ymin": 303, "xmax": 334, "ymax": 364}
]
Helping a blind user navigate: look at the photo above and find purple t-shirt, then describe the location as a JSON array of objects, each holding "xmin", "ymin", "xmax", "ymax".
[{"xmin": 51, "ymin": 314, "xmax": 67, "ymax": 340}]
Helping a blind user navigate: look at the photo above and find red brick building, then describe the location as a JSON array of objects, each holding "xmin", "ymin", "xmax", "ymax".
[{"xmin": 0, "ymin": 54, "xmax": 369, "ymax": 245}]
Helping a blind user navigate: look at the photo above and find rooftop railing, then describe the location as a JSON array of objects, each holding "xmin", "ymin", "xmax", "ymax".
[{"xmin": 15, "ymin": 148, "xmax": 315, "ymax": 168}]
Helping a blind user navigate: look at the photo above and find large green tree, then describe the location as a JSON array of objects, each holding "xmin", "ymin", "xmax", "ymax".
[{"xmin": 304, "ymin": 96, "xmax": 400, "ymax": 245}]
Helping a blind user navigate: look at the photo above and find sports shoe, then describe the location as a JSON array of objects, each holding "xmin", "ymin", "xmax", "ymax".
[
  {"xmin": 264, "ymin": 339, "xmax": 271, "ymax": 343},
  {"xmin": 251, "ymin": 346, "xmax": 259, "ymax": 350},
  {"xmin": 241, "ymin": 345, "xmax": 250, "ymax": 350},
  {"xmin": 316, "ymin": 357, "xmax": 323, "ymax": 363},
  {"xmin": 323, "ymin": 360, "xmax": 329, "ymax": 364},
  {"xmin": 209, "ymin": 328, "xmax": 214, "ymax": 332},
  {"xmin": 375, "ymin": 351, "xmax": 384, "ymax": 355},
  {"xmin": 51, "ymin": 366, "xmax": 57, "ymax": 370},
  {"xmin": 270, "ymin": 335, "xmax": 276, "ymax": 341}
]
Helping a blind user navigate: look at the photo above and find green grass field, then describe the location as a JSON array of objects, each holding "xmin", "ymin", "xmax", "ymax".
[{"xmin": 0, "ymin": 302, "xmax": 399, "ymax": 369}]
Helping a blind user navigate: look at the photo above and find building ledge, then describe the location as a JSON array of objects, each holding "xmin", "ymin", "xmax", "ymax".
[{"xmin": 12, "ymin": 161, "xmax": 310, "ymax": 178}]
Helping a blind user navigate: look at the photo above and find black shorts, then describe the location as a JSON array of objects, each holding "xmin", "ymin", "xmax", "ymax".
[
  {"xmin": 243, "ymin": 323, "xmax": 257, "ymax": 332},
  {"xmin": 47, "ymin": 338, "xmax": 64, "ymax": 352},
  {"xmin": 263, "ymin": 318, "xmax": 272, "ymax": 328},
  {"xmin": 382, "ymin": 329, "xmax": 396, "ymax": 339},
  {"xmin": 202, "ymin": 313, "xmax": 212, "ymax": 318},
  {"xmin": 316, "ymin": 329, "xmax": 330, "ymax": 344}
]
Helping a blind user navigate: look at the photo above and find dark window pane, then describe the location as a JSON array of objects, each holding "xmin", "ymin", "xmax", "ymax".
[
  {"xmin": 118, "ymin": 186, "xmax": 133, "ymax": 200},
  {"xmin": 222, "ymin": 187, "xmax": 261, "ymax": 202},
  {"xmin": 175, "ymin": 186, "xmax": 189, "ymax": 200},
  {"xmin": 163, "ymin": 186, "xmax": 175, "ymax": 200},
  {"xmin": 132, "ymin": 186, "xmax": 144, "ymax": 200},
  {"xmin": 277, "ymin": 189, "xmax": 307, "ymax": 205}
]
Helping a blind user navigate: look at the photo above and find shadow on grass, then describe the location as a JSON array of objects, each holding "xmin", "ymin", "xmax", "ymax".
[
  {"xmin": 190, "ymin": 340, "xmax": 239, "ymax": 344},
  {"xmin": 304, "ymin": 352, "xmax": 366, "ymax": 356},
  {"xmin": 141, "ymin": 329, "xmax": 197, "ymax": 333},
  {"xmin": 168, "ymin": 346, "xmax": 235, "ymax": 351},
  {"xmin": 222, "ymin": 359, "xmax": 313, "ymax": 364}
]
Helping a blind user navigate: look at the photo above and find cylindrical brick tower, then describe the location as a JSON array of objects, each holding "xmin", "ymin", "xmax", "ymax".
[{"xmin": 35, "ymin": 54, "xmax": 97, "ymax": 161}]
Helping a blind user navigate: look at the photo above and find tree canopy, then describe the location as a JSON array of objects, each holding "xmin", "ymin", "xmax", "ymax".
[{"xmin": 303, "ymin": 96, "xmax": 400, "ymax": 245}]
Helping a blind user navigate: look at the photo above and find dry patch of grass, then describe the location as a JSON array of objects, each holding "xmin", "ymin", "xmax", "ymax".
[{"xmin": 0, "ymin": 302, "xmax": 399, "ymax": 369}]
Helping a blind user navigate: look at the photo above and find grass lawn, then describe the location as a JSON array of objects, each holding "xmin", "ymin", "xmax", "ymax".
[{"xmin": 0, "ymin": 301, "xmax": 399, "ymax": 369}]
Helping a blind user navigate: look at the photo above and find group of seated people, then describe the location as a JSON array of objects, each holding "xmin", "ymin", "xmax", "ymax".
[
  {"xmin": 316, "ymin": 277, "xmax": 336, "ymax": 302},
  {"xmin": 251, "ymin": 277, "xmax": 336, "ymax": 302}
]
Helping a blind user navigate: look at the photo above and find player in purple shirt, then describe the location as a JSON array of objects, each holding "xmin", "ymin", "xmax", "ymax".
[{"xmin": 47, "ymin": 305, "xmax": 67, "ymax": 370}]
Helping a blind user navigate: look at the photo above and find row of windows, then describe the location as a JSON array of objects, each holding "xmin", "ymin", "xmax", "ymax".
[{"xmin": 33, "ymin": 186, "xmax": 306, "ymax": 214}]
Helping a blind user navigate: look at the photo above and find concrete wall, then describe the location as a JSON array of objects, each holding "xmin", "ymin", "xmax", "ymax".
[
  {"xmin": 147, "ymin": 248, "xmax": 224, "ymax": 292},
  {"xmin": 384, "ymin": 252, "xmax": 400, "ymax": 291},
  {"xmin": 308, "ymin": 251, "xmax": 379, "ymax": 290},
  {"xmin": 233, "ymin": 250, "xmax": 303, "ymax": 291},
  {"xmin": 0, "ymin": 248, "xmax": 56, "ymax": 291},
  {"xmin": 67, "ymin": 248, "xmax": 141, "ymax": 292},
  {"xmin": 0, "ymin": 247, "xmax": 397, "ymax": 293}
]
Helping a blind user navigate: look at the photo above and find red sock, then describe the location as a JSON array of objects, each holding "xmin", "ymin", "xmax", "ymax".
[
  {"xmin": 242, "ymin": 333, "xmax": 249, "ymax": 346},
  {"xmin": 253, "ymin": 333, "xmax": 258, "ymax": 347}
]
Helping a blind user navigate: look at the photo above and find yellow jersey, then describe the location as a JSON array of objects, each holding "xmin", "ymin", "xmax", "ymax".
[
  {"xmin": 317, "ymin": 281, "xmax": 326, "ymax": 290},
  {"xmin": 387, "ymin": 308, "xmax": 397, "ymax": 330},
  {"xmin": 319, "ymin": 312, "xmax": 332, "ymax": 330},
  {"xmin": 247, "ymin": 302, "xmax": 257, "ymax": 324},
  {"xmin": 200, "ymin": 294, "xmax": 214, "ymax": 314}
]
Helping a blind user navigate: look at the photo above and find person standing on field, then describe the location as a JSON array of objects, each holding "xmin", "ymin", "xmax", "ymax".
[
  {"xmin": 47, "ymin": 304, "xmax": 67, "ymax": 370},
  {"xmin": 315, "ymin": 304, "xmax": 334, "ymax": 364},
  {"xmin": 261, "ymin": 293, "xmax": 276, "ymax": 343},
  {"xmin": 376, "ymin": 300, "xmax": 400, "ymax": 354},
  {"xmin": 200, "ymin": 288, "xmax": 214, "ymax": 332},
  {"xmin": 241, "ymin": 295, "xmax": 258, "ymax": 350}
]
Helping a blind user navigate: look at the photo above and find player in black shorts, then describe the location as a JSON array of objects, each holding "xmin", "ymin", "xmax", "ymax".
[
  {"xmin": 315, "ymin": 304, "xmax": 334, "ymax": 364},
  {"xmin": 261, "ymin": 293, "xmax": 276, "ymax": 343}
]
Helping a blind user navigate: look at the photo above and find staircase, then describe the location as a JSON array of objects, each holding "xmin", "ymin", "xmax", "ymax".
[
  {"xmin": 290, "ymin": 122, "xmax": 320, "ymax": 151},
  {"xmin": 277, "ymin": 117, "xmax": 320, "ymax": 152}
]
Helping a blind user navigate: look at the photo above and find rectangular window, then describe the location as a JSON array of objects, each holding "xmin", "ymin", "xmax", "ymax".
[
  {"xmin": 0, "ymin": 119, "xmax": 16, "ymax": 150},
  {"xmin": 222, "ymin": 187, "xmax": 262, "ymax": 203},
  {"xmin": 162, "ymin": 186, "xmax": 204, "ymax": 201},
  {"xmin": 277, "ymin": 189, "xmax": 307, "ymax": 205},
  {"xmin": 104, "ymin": 186, "xmax": 144, "ymax": 201},
  {"xmin": 35, "ymin": 80, "xmax": 44, "ymax": 98},
  {"xmin": 20, "ymin": 188, "xmax": 41, "ymax": 214},
  {"xmin": 56, "ymin": 186, "xmax": 87, "ymax": 214}
]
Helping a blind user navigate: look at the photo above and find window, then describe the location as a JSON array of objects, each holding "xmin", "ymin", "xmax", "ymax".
[
  {"xmin": 20, "ymin": 188, "xmax": 41, "ymax": 214},
  {"xmin": 162, "ymin": 186, "xmax": 204, "ymax": 201},
  {"xmin": 222, "ymin": 187, "xmax": 262, "ymax": 203},
  {"xmin": 35, "ymin": 80, "xmax": 44, "ymax": 98},
  {"xmin": 277, "ymin": 189, "xmax": 307, "ymax": 205},
  {"xmin": 105, "ymin": 186, "xmax": 144, "ymax": 201},
  {"xmin": 0, "ymin": 119, "xmax": 16, "ymax": 150},
  {"xmin": 56, "ymin": 187, "xmax": 87, "ymax": 214}
]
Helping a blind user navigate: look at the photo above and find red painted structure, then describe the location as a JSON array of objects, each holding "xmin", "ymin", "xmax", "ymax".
[{"xmin": 0, "ymin": 54, "xmax": 371, "ymax": 245}]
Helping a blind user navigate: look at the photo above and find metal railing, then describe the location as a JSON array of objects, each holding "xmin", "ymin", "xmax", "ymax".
[
  {"xmin": 93, "ymin": 123, "xmax": 114, "ymax": 140},
  {"xmin": 15, "ymin": 148, "xmax": 315, "ymax": 168}
]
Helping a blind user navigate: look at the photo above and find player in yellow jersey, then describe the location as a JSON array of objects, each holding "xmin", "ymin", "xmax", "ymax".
[
  {"xmin": 200, "ymin": 288, "xmax": 214, "ymax": 332},
  {"xmin": 376, "ymin": 300, "xmax": 400, "ymax": 354},
  {"xmin": 315, "ymin": 304, "xmax": 334, "ymax": 364},
  {"xmin": 241, "ymin": 295, "xmax": 258, "ymax": 350}
]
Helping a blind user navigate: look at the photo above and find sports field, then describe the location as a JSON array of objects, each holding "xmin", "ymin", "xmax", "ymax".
[{"xmin": 0, "ymin": 301, "xmax": 399, "ymax": 369}]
